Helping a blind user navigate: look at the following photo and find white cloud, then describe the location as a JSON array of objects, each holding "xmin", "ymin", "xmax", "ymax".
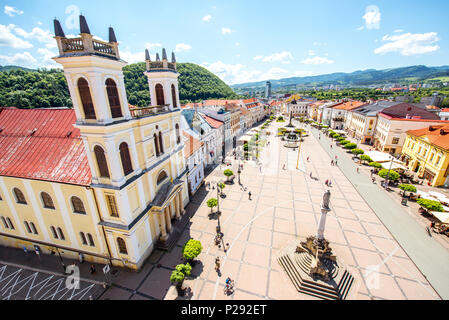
[
  {"xmin": 4, "ymin": 5, "xmax": 23, "ymax": 17},
  {"xmin": 202, "ymin": 15, "xmax": 212, "ymax": 22},
  {"xmin": 202, "ymin": 61, "xmax": 292, "ymax": 85},
  {"xmin": 120, "ymin": 50, "xmax": 145, "ymax": 64},
  {"xmin": 221, "ymin": 27, "xmax": 232, "ymax": 35},
  {"xmin": 253, "ymin": 51, "xmax": 293, "ymax": 64},
  {"xmin": 374, "ymin": 32, "xmax": 440, "ymax": 56},
  {"xmin": 394, "ymin": 29, "xmax": 404, "ymax": 33},
  {"xmin": 301, "ymin": 56, "xmax": 334, "ymax": 65},
  {"xmin": 175, "ymin": 43, "xmax": 192, "ymax": 53},
  {"xmin": 0, "ymin": 52, "xmax": 36, "ymax": 67},
  {"xmin": 37, "ymin": 48, "xmax": 60, "ymax": 69},
  {"xmin": 308, "ymin": 50, "xmax": 315, "ymax": 56},
  {"xmin": 363, "ymin": 5, "xmax": 381, "ymax": 30},
  {"xmin": 357, "ymin": 26, "xmax": 365, "ymax": 31},
  {"xmin": 235, "ymin": 42, "xmax": 240, "ymax": 46},
  {"xmin": 0, "ymin": 24, "xmax": 32, "ymax": 48},
  {"xmin": 13, "ymin": 26, "xmax": 56, "ymax": 48}
]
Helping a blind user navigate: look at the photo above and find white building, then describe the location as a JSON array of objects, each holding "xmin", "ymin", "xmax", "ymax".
[{"xmin": 183, "ymin": 131, "xmax": 205, "ymax": 197}]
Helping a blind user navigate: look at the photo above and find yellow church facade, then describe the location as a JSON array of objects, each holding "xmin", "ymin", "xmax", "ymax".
[{"xmin": 0, "ymin": 15, "xmax": 189, "ymax": 270}]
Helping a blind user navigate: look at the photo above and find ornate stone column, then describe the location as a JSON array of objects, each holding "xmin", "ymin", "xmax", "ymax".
[
  {"xmin": 165, "ymin": 207, "xmax": 172, "ymax": 233},
  {"xmin": 158, "ymin": 210, "xmax": 167, "ymax": 241}
]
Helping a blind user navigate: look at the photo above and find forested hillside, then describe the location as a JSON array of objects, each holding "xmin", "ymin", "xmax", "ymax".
[{"xmin": 0, "ymin": 62, "xmax": 239, "ymax": 109}]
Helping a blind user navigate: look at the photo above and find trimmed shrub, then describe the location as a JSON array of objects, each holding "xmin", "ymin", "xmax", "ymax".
[
  {"xmin": 399, "ymin": 184, "xmax": 417, "ymax": 196},
  {"xmin": 351, "ymin": 148, "xmax": 365, "ymax": 156},
  {"xmin": 378, "ymin": 169, "xmax": 400, "ymax": 182},
  {"xmin": 360, "ymin": 155, "xmax": 373, "ymax": 163},
  {"xmin": 182, "ymin": 239, "xmax": 203, "ymax": 261},
  {"xmin": 417, "ymin": 198, "xmax": 444, "ymax": 212},
  {"xmin": 207, "ymin": 198, "xmax": 218, "ymax": 213},
  {"xmin": 369, "ymin": 162, "xmax": 383, "ymax": 168},
  {"xmin": 340, "ymin": 139, "xmax": 350, "ymax": 145},
  {"xmin": 343, "ymin": 143, "xmax": 357, "ymax": 150}
]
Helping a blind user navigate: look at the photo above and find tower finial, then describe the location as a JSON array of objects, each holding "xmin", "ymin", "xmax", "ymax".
[
  {"xmin": 79, "ymin": 15, "xmax": 91, "ymax": 34},
  {"xmin": 145, "ymin": 49, "xmax": 150, "ymax": 61},
  {"xmin": 108, "ymin": 27, "xmax": 117, "ymax": 43},
  {"xmin": 156, "ymin": 53, "xmax": 160, "ymax": 61},
  {"xmin": 53, "ymin": 18, "xmax": 65, "ymax": 37},
  {"xmin": 162, "ymin": 48, "xmax": 167, "ymax": 60},
  {"xmin": 171, "ymin": 52, "xmax": 176, "ymax": 63}
]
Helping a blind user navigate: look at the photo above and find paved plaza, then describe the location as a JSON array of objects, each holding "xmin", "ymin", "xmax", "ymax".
[{"xmin": 0, "ymin": 120, "xmax": 445, "ymax": 300}]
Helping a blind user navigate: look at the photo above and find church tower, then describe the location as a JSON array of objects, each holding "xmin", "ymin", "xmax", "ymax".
[
  {"xmin": 144, "ymin": 48, "xmax": 180, "ymax": 110},
  {"xmin": 53, "ymin": 15, "xmax": 189, "ymax": 270}
]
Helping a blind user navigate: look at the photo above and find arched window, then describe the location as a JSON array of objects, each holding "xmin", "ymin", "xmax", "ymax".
[
  {"xmin": 171, "ymin": 84, "xmax": 177, "ymax": 108},
  {"xmin": 50, "ymin": 226, "xmax": 58, "ymax": 239},
  {"xmin": 57, "ymin": 227, "xmax": 65, "ymax": 240},
  {"xmin": 71, "ymin": 196, "xmax": 86, "ymax": 214},
  {"xmin": 119, "ymin": 142, "xmax": 133, "ymax": 176},
  {"xmin": 13, "ymin": 188, "xmax": 27, "ymax": 204},
  {"xmin": 105, "ymin": 79, "xmax": 123, "ymax": 118},
  {"xmin": 157, "ymin": 170, "xmax": 168, "ymax": 185},
  {"xmin": 24, "ymin": 221, "xmax": 31, "ymax": 233},
  {"xmin": 41, "ymin": 192, "xmax": 55, "ymax": 209},
  {"xmin": 155, "ymin": 84, "xmax": 165, "ymax": 106},
  {"xmin": 159, "ymin": 132, "xmax": 164, "ymax": 154},
  {"xmin": 154, "ymin": 133, "xmax": 160, "ymax": 157},
  {"xmin": 87, "ymin": 233, "xmax": 95, "ymax": 247},
  {"xmin": 80, "ymin": 232, "xmax": 87, "ymax": 245},
  {"xmin": 6, "ymin": 218, "xmax": 14, "ymax": 230},
  {"xmin": 30, "ymin": 222, "xmax": 38, "ymax": 234},
  {"xmin": 77, "ymin": 78, "xmax": 96, "ymax": 120},
  {"xmin": 94, "ymin": 146, "xmax": 110, "ymax": 178},
  {"xmin": 175, "ymin": 124, "xmax": 180, "ymax": 144},
  {"xmin": 117, "ymin": 237, "xmax": 128, "ymax": 254}
]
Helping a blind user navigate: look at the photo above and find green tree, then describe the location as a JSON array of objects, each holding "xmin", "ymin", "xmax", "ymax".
[
  {"xmin": 170, "ymin": 263, "xmax": 192, "ymax": 293},
  {"xmin": 343, "ymin": 143, "xmax": 357, "ymax": 150},
  {"xmin": 399, "ymin": 184, "xmax": 417, "ymax": 197},
  {"xmin": 360, "ymin": 155, "xmax": 373, "ymax": 164},
  {"xmin": 417, "ymin": 198, "xmax": 444, "ymax": 212},
  {"xmin": 351, "ymin": 148, "xmax": 365, "ymax": 156},
  {"xmin": 378, "ymin": 169, "xmax": 400, "ymax": 182},
  {"xmin": 369, "ymin": 162, "xmax": 383, "ymax": 169},
  {"xmin": 207, "ymin": 198, "xmax": 218, "ymax": 213},
  {"xmin": 182, "ymin": 240, "xmax": 203, "ymax": 262},
  {"xmin": 224, "ymin": 169, "xmax": 234, "ymax": 182}
]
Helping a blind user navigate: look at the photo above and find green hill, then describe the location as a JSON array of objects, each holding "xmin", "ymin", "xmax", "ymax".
[{"xmin": 0, "ymin": 62, "xmax": 238, "ymax": 109}]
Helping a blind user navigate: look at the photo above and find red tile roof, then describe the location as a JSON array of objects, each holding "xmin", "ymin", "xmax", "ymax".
[
  {"xmin": 0, "ymin": 108, "xmax": 91, "ymax": 186},
  {"xmin": 441, "ymin": 108, "xmax": 449, "ymax": 113},
  {"xmin": 202, "ymin": 114, "xmax": 223, "ymax": 129},
  {"xmin": 407, "ymin": 124, "xmax": 449, "ymax": 150},
  {"xmin": 333, "ymin": 101, "xmax": 366, "ymax": 111}
]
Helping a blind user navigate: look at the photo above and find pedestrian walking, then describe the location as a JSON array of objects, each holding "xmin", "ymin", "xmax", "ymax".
[
  {"xmin": 331, "ymin": 160, "xmax": 334, "ymax": 166},
  {"xmin": 283, "ymin": 164, "xmax": 286, "ymax": 170},
  {"xmin": 90, "ymin": 264, "xmax": 96, "ymax": 275},
  {"xmin": 310, "ymin": 172, "xmax": 313, "ymax": 179},
  {"xmin": 248, "ymin": 192, "xmax": 252, "ymax": 200},
  {"xmin": 335, "ymin": 160, "xmax": 338, "ymax": 166},
  {"xmin": 328, "ymin": 180, "xmax": 332, "ymax": 187},
  {"xmin": 325, "ymin": 179, "xmax": 329, "ymax": 186},
  {"xmin": 357, "ymin": 167, "xmax": 360, "ymax": 174},
  {"xmin": 335, "ymin": 156, "xmax": 338, "ymax": 161},
  {"xmin": 307, "ymin": 157, "xmax": 310, "ymax": 162},
  {"xmin": 215, "ymin": 257, "xmax": 221, "ymax": 272}
]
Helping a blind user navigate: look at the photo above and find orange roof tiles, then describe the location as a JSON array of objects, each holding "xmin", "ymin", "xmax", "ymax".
[
  {"xmin": 333, "ymin": 101, "xmax": 366, "ymax": 111},
  {"xmin": 0, "ymin": 108, "xmax": 91, "ymax": 186},
  {"xmin": 202, "ymin": 114, "xmax": 223, "ymax": 129},
  {"xmin": 407, "ymin": 124, "xmax": 449, "ymax": 150}
]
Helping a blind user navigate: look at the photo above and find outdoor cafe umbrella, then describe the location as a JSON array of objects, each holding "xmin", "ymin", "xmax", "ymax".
[{"xmin": 431, "ymin": 211, "xmax": 449, "ymax": 224}]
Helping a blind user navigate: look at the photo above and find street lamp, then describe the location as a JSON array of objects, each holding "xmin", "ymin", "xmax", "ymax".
[{"xmin": 384, "ymin": 150, "xmax": 395, "ymax": 188}]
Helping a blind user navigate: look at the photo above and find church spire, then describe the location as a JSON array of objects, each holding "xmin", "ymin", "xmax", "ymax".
[
  {"xmin": 108, "ymin": 27, "xmax": 117, "ymax": 43},
  {"xmin": 53, "ymin": 18, "xmax": 65, "ymax": 37},
  {"xmin": 171, "ymin": 52, "xmax": 176, "ymax": 63},
  {"xmin": 79, "ymin": 15, "xmax": 91, "ymax": 34},
  {"xmin": 145, "ymin": 49, "xmax": 150, "ymax": 61},
  {"xmin": 162, "ymin": 48, "xmax": 167, "ymax": 60},
  {"xmin": 156, "ymin": 53, "xmax": 160, "ymax": 61}
]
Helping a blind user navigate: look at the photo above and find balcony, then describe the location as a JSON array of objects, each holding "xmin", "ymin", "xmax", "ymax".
[
  {"xmin": 147, "ymin": 61, "xmax": 177, "ymax": 72},
  {"xmin": 130, "ymin": 104, "xmax": 171, "ymax": 118},
  {"xmin": 59, "ymin": 37, "xmax": 119, "ymax": 59}
]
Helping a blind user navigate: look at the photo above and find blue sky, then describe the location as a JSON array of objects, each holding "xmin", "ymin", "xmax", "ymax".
[{"xmin": 0, "ymin": 0, "xmax": 448, "ymax": 85}]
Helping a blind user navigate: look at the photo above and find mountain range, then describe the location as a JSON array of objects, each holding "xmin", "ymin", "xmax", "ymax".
[{"xmin": 231, "ymin": 65, "xmax": 449, "ymax": 91}]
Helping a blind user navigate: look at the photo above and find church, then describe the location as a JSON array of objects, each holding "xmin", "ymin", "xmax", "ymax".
[{"xmin": 0, "ymin": 15, "xmax": 189, "ymax": 270}]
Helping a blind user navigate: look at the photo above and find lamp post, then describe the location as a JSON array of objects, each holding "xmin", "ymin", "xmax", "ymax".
[{"xmin": 384, "ymin": 150, "xmax": 395, "ymax": 188}]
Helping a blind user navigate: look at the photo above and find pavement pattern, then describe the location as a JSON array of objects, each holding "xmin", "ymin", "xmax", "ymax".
[{"xmin": 0, "ymin": 119, "xmax": 445, "ymax": 300}]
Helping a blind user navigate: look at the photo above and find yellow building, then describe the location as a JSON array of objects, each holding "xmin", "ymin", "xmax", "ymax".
[
  {"xmin": 402, "ymin": 124, "xmax": 449, "ymax": 187},
  {"xmin": 0, "ymin": 15, "xmax": 189, "ymax": 270}
]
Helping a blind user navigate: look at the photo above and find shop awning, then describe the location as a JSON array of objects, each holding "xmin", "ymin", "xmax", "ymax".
[{"xmin": 431, "ymin": 211, "xmax": 449, "ymax": 224}]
